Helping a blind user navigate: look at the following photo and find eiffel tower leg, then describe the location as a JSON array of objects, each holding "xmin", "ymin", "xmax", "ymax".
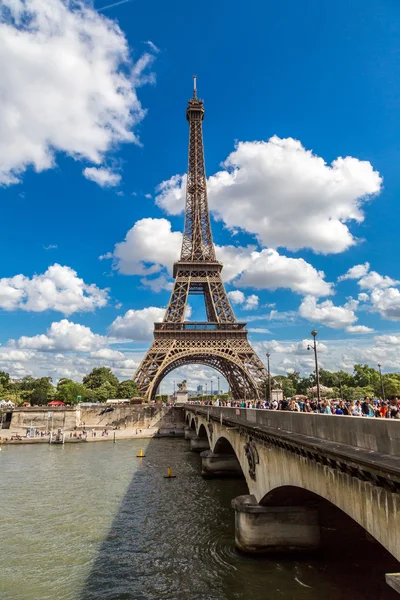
[{"xmin": 134, "ymin": 338, "xmax": 268, "ymax": 401}]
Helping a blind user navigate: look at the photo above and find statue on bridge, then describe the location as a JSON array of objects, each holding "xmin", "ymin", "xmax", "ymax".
[{"xmin": 177, "ymin": 380, "xmax": 187, "ymax": 392}]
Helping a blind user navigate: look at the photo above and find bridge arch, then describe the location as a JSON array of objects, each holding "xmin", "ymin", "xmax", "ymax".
[
  {"xmin": 148, "ymin": 351, "xmax": 259, "ymax": 400},
  {"xmin": 193, "ymin": 411, "xmax": 400, "ymax": 563}
]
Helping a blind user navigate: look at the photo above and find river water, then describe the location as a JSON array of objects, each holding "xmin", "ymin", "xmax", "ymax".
[{"xmin": 0, "ymin": 438, "xmax": 398, "ymax": 600}]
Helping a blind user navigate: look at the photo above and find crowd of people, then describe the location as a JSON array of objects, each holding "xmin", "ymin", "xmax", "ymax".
[{"xmin": 190, "ymin": 396, "xmax": 400, "ymax": 418}]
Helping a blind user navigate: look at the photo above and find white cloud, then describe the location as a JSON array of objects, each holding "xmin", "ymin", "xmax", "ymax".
[
  {"xmin": 248, "ymin": 328, "xmax": 271, "ymax": 334},
  {"xmin": 338, "ymin": 262, "xmax": 370, "ymax": 281},
  {"xmin": 83, "ymin": 167, "xmax": 121, "ymax": 187},
  {"xmin": 260, "ymin": 338, "xmax": 328, "ymax": 356},
  {"xmin": 232, "ymin": 248, "xmax": 332, "ymax": 296},
  {"xmin": 227, "ymin": 290, "xmax": 245, "ymax": 305},
  {"xmin": 346, "ymin": 325, "xmax": 374, "ymax": 334},
  {"xmin": 109, "ymin": 306, "xmax": 165, "ymax": 340},
  {"xmin": 11, "ymin": 319, "xmax": 107, "ymax": 351},
  {"xmin": 359, "ymin": 271, "xmax": 399, "ymax": 290},
  {"xmin": 227, "ymin": 290, "xmax": 259, "ymax": 311},
  {"xmin": 143, "ymin": 40, "xmax": 160, "ymax": 53},
  {"xmin": 0, "ymin": 264, "xmax": 108, "ymax": 314},
  {"xmin": 370, "ymin": 287, "xmax": 400, "ymax": 320},
  {"xmin": 358, "ymin": 293, "xmax": 369, "ymax": 302},
  {"xmin": 0, "ymin": 0, "xmax": 155, "ymax": 185},
  {"xmin": 299, "ymin": 296, "xmax": 358, "ymax": 329},
  {"xmin": 140, "ymin": 275, "xmax": 173, "ymax": 293},
  {"xmin": 244, "ymin": 294, "xmax": 259, "ymax": 310},
  {"xmin": 156, "ymin": 136, "xmax": 382, "ymax": 254},
  {"xmin": 90, "ymin": 348, "xmax": 124, "ymax": 360},
  {"xmin": 104, "ymin": 218, "xmax": 331, "ymax": 298},
  {"xmin": 338, "ymin": 262, "xmax": 398, "ymax": 290},
  {"xmin": 101, "ymin": 218, "xmax": 181, "ymax": 275}
]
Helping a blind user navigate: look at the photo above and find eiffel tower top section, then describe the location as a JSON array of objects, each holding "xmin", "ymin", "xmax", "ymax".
[{"xmin": 178, "ymin": 76, "xmax": 218, "ymax": 266}]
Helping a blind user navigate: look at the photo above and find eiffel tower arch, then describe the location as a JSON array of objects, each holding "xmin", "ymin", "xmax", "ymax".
[{"xmin": 133, "ymin": 78, "xmax": 268, "ymax": 400}]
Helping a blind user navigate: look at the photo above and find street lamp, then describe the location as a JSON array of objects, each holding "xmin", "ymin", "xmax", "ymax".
[
  {"xmin": 217, "ymin": 376, "xmax": 220, "ymax": 395},
  {"xmin": 377, "ymin": 363, "xmax": 386, "ymax": 402},
  {"xmin": 337, "ymin": 375, "xmax": 343, "ymax": 400},
  {"xmin": 266, "ymin": 352, "xmax": 271, "ymax": 402},
  {"xmin": 308, "ymin": 330, "xmax": 321, "ymax": 403},
  {"xmin": 205, "ymin": 382, "xmax": 208, "ymax": 398}
]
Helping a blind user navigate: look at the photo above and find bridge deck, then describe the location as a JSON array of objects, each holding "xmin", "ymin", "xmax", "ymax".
[{"xmin": 186, "ymin": 406, "xmax": 400, "ymax": 485}]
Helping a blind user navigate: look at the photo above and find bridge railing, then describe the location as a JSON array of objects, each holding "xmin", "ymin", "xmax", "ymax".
[{"xmin": 185, "ymin": 405, "xmax": 400, "ymax": 457}]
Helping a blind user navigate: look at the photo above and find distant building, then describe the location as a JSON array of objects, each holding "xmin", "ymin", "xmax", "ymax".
[{"xmin": 196, "ymin": 385, "xmax": 204, "ymax": 394}]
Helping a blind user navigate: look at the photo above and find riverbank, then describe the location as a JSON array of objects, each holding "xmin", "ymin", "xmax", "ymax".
[{"xmin": 0, "ymin": 426, "xmax": 184, "ymax": 445}]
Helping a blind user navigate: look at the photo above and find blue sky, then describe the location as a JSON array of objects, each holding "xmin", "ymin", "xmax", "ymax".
[{"xmin": 1, "ymin": 0, "xmax": 400, "ymax": 390}]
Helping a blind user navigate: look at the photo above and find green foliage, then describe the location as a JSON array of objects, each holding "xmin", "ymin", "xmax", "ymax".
[
  {"xmin": 116, "ymin": 380, "xmax": 138, "ymax": 399},
  {"xmin": 274, "ymin": 375, "xmax": 296, "ymax": 398},
  {"xmin": 30, "ymin": 377, "xmax": 55, "ymax": 406},
  {"xmin": 56, "ymin": 379, "xmax": 94, "ymax": 404},
  {"xmin": 83, "ymin": 367, "xmax": 119, "ymax": 390}
]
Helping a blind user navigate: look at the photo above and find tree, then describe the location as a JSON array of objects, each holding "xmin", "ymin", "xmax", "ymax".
[
  {"xmin": 57, "ymin": 379, "xmax": 94, "ymax": 404},
  {"xmin": 30, "ymin": 377, "xmax": 55, "ymax": 405},
  {"xmin": 92, "ymin": 381, "xmax": 118, "ymax": 403},
  {"xmin": 353, "ymin": 364, "xmax": 380, "ymax": 389},
  {"xmin": 274, "ymin": 375, "xmax": 296, "ymax": 398},
  {"xmin": 116, "ymin": 380, "xmax": 138, "ymax": 399},
  {"xmin": 83, "ymin": 367, "xmax": 119, "ymax": 390},
  {"xmin": 319, "ymin": 369, "xmax": 339, "ymax": 388},
  {"xmin": 0, "ymin": 370, "xmax": 10, "ymax": 389}
]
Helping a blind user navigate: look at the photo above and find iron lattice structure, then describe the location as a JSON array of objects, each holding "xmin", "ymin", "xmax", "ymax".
[{"xmin": 133, "ymin": 78, "xmax": 268, "ymax": 400}]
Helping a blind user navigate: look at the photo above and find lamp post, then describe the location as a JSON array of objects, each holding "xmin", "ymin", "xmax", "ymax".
[
  {"xmin": 217, "ymin": 376, "xmax": 220, "ymax": 396},
  {"xmin": 205, "ymin": 382, "xmax": 208, "ymax": 399},
  {"xmin": 377, "ymin": 363, "xmax": 386, "ymax": 402},
  {"xmin": 337, "ymin": 375, "xmax": 343, "ymax": 400},
  {"xmin": 308, "ymin": 330, "xmax": 321, "ymax": 404},
  {"xmin": 266, "ymin": 352, "xmax": 271, "ymax": 403}
]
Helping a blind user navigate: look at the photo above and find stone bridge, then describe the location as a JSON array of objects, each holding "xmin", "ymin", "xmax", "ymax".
[{"xmin": 185, "ymin": 405, "xmax": 400, "ymax": 593}]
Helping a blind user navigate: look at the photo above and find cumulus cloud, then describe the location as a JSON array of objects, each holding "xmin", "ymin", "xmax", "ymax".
[
  {"xmin": 156, "ymin": 136, "xmax": 382, "ymax": 254},
  {"xmin": 83, "ymin": 167, "xmax": 121, "ymax": 187},
  {"xmin": 338, "ymin": 262, "xmax": 398, "ymax": 290},
  {"xmin": 260, "ymin": 338, "xmax": 328, "ymax": 355},
  {"xmin": 338, "ymin": 262, "xmax": 370, "ymax": 282},
  {"xmin": 11, "ymin": 319, "xmax": 107, "ymax": 351},
  {"xmin": 90, "ymin": 348, "xmax": 124, "ymax": 360},
  {"xmin": 0, "ymin": 264, "xmax": 108, "ymax": 314},
  {"xmin": 101, "ymin": 218, "xmax": 181, "ymax": 275},
  {"xmin": 345, "ymin": 325, "xmax": 374, "ymax": 334},
  {"xmin": 0, "ymin": 0, "xmax": 155, "ymax": 185},
  {"xmin": 232, "ymin": 249, "xmax": 332, "ymax": 296},
  {"xmin": 109, "ymin": 306, "xmax": 165, "ymax": 340},
  {"xmin": 227, "ymin": 290, "xmax": 259, "ymax": 311},
  {"xmin": 104, "ymin": 218, "xmax": 332, "ymax": 297},
  {"xmin": 227, "ymin": 290, "xmax": 245, "ymax": 305},
  {"xmin": 299, "ymin": 296, "xmax": 358, "ymax": 329},
  {"xmin": 370, "ymin": 287, "xmax": 400, "ymax": 320}
]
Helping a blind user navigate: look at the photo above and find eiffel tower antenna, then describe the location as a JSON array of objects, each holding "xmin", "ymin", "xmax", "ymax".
[{"xmin": 133, "ymin": 79, "xmax": 268, "ymax": 400}]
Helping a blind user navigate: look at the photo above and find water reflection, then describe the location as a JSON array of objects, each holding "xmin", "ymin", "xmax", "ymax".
[
  {"xmin": 81, "ymin": 438, "xmax": 399, "ymax": 600},
  {"xmin": 0, "ymin": 437, "xmax": 398, "ymax": 600}
]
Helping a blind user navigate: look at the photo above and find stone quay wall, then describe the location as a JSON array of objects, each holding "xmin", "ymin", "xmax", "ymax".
[{"xmin": 9, "ymin": 405, "xmax": 185, "ymax": 433}]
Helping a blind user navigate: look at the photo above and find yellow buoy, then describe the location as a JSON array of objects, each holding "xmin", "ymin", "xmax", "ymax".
[
  {"xmin": 164, "ymin": 466, "xmax": 176, "ymax": 478},
  {"xmin": 136, "ymin": 448, "xmax": 145, "ymax": 457}
]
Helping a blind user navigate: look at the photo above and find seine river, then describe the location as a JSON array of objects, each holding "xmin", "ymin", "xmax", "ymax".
[{"xmin": 0, "ymin": 438, "xmax": 398, "ymax": 600}]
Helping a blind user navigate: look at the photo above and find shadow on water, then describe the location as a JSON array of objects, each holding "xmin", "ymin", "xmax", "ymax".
[{"xmin": 79, "ymin": 435, "xmax": 400, "ymax": 600}]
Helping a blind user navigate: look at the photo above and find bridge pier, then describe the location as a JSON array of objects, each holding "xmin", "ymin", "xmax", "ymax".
[
  {"xmin": 200, "ymin": 450, "xmax": 243, "ymax": 478},
  {"xmin": 184, "ymin": 426, "xmax": 196, "ymax": 440},
  {"xmin": 232, "ymin": 495, "xmax": 320, "ymax": 554},
  {"xmin": 189, "ymin": 436, "xmax": 210, "ymax": 452}
]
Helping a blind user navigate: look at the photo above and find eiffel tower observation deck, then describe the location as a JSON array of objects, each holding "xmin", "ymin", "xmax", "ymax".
[{"xmin": 133, "ymin": 78, "xmax": 268, "ymax": 400}]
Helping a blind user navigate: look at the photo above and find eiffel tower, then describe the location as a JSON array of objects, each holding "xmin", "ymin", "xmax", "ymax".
[{"xmin": 133, "ymin": 77, "xmax": 268, "ymax": 400}]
